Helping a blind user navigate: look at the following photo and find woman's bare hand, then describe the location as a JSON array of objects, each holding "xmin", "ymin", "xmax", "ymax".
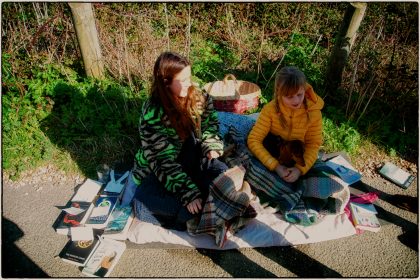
[
  {"xmin": 186, "ymin": 198, "xmax": 203, "ymax": 214},
  {"xmin": 282, "ymin": 167, "xmax": 302, "ymax": 183},
  {"xmin": 206, "ymin": 150, "xmax": 220, "ymax": 159},
  {"xmin": 275, "ymin": 164, "xmax": 290, "ymax": 178}
]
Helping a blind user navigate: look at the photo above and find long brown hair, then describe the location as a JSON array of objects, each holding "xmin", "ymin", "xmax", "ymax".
[
  {"xmin": 274, "ymin": 66, "xmax": 308, "ymax": 128},
  {"xmin": 150, "ymin": 52, "xmax": 199, "ymax": 139}
]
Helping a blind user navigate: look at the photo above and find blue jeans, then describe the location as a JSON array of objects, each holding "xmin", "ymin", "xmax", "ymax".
[{"xmin": 121, "ymin": 134, "xmax": 228, "ymax": 230}]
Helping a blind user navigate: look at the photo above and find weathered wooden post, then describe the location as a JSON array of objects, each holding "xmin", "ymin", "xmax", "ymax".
[
  {"xmin": 324, "ymin": 2, "xmax": 367, "ymax": 98},
  {"xmin": 68, "ymin": 3, "xmax": 104, "ymax": 79}
]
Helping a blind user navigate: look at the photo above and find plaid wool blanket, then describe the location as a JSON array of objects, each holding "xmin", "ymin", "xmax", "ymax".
[
  {"xmin": 187, "ymin": 165, "xmax": 257, "ymax": 248},
  {"xmin": 218, "ymin": 119, "xmax": 350, "ymax": 227},
  {"xmin": 246, "ymin": 158, "xmax": 350, "ymax": 226}
]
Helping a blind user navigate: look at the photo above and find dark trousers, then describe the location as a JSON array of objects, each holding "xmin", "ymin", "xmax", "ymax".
[{"xmin": 133, "ymin": 135, "xmax": 228, "ymax": 231}]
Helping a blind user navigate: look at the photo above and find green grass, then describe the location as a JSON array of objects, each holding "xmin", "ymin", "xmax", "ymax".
[{"xmin": 322, "ymin": 117, "xmax": 361, "ymax": 155}]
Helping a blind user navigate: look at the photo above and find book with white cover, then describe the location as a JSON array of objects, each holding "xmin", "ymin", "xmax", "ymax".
[
  {"xmin": 349, "ymin": 202, "xmax": 381, "ymax": 232},
  {"xmin": 81, "ymin": 237, "xmax": 126, "ymax": 277},
  {"xmin": 71, "ymin": 179, "xmax": 102, "ymax": 203}
]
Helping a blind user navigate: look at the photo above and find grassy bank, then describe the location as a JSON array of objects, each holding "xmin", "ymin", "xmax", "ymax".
[{"xmin": 2, "ymin": 3, "xmax": 417, "ymax": 179}]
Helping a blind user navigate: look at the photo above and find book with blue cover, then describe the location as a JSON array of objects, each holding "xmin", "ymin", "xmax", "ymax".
[
  {"xmin": 104, "ymin": 205, "xmax": 133, "ymax": 233},
  {"xmin": 102, "ymin": 205, "xmax": 134, "ymax": 240},
  {"xmin": 86, "ymin": 195, "xmax": 119, "ymax": 228},
  {"xmin": 325, "ymin": 155, "xmax": 362, "ymax": 185}
]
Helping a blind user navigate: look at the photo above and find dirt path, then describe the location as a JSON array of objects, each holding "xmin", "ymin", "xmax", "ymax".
[{"xmin": 2, "ymin": 164, "xmax": 418, "ymax": 277}]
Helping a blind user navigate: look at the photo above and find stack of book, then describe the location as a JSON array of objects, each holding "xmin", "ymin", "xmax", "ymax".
[
  {"xmin": 349, "ymin": 202, "xmax": 381, "ymax": 233},
  {"xmin": 54, "ymin": 170, "xmax": 134, "ymax": 277}
]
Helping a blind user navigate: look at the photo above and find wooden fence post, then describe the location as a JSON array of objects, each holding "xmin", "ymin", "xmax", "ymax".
[
  {"xmin": 68, "ymin": 3, "xmax": 104, "ymax": 79},
  {"xmin": 324, "ymin": 2, "xmax": 367, "ymax": 98}
]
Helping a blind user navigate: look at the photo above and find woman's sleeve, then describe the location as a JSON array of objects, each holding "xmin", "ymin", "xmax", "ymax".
[
  {"xmin": 247, "ymin": 105, "xmax": 279, "ymax": 171},
  {"xmin": 295, "ymin": 111, "xmax": 323, "ymax": 175},
  {"xmin": 200, "ymin": 93, "xmax": 224, "ymax": 156},
  {"xmin": 139, "ymin": 107, "xmax": 201, "ymax": 205}
]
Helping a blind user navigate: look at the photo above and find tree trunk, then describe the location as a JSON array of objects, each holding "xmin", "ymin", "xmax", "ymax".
[
  {"xmin": 324, "ymin": 2, "xmax": 367, "ymax": 98},
  {"xmin": 68, "ymin": 3, "xmax": 104, "ymax": 79}
]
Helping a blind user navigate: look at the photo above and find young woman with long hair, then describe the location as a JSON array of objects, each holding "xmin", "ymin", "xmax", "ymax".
[{"xmin": 121, "ymin": 52, "xmax": 227, "ymax": 230}]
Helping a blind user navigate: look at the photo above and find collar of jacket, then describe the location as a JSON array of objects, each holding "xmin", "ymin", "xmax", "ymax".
[{"xmin": 278, "ymin": 83, "xmax": 324, "ymax": 117}]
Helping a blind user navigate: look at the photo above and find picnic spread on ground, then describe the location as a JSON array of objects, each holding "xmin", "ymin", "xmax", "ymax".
[{"xmin": 53, "ymin": 111, "xmax": 412, "ymax": 276}]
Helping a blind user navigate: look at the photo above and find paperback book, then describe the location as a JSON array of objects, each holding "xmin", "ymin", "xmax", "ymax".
[
  {"xmin": 71, "ymin": 179, "xmax": 102, "ymax": 203},
  {"xmin": 55, "ymin": 201, "xmax": 94, "ymax": 235},
  {"xmin": 103, "ymin": 205, "xmax": 134, "ymax": 240},
  {"xmin": 325, "ymin": 155, "xmax": 362, "ymax": 185},
  {"xmin": 379, "ymin": 162, "xmax": 415, "ymax": 189},
  {"xmin": 59, "ymin": 235, "xmax": 100, "ymax": 266},
  {"xmin": 81, "ymin": 237, "xmax": 127, "ymax": 277},
  {"xmin": 86, "ymin": 195, "xmax": 119, "ymax": 229},
  {"xmin": 349, "ymin": 202, "xmax": 381, "ymax": 232}
]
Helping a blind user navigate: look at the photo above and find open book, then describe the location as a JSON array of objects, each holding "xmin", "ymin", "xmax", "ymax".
[{"xmin": 82, "ymin": 237, "xmax": 127, "ymax": 277}]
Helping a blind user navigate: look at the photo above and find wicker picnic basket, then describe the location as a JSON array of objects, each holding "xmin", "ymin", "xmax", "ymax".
[{"xmin": 204, "ymin": 74, "xmax": 261, "ymax": 114}]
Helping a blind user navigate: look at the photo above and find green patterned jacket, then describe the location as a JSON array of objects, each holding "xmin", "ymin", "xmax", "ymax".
[{"xmin": 132, "ymin": 92, "xmax": 224, "ymax": 206}]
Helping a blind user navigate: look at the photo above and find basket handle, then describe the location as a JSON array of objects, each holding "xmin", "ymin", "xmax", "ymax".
[
  {"xmin": 223, "ymin": 74, "xmax": 237, "ymax": 84},
  {"xmin": 223, "ymin": 74, "xmax": 240, "ymax": 98}
]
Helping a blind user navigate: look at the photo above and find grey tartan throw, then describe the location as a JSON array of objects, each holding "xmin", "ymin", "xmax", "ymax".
[
  {"xmin": 246, "ymin": 158, "xmax": 350, "ymax": 226},
  {"xmin": 186, "ymin": 165, "xmax": 257, "ymax": 248}
]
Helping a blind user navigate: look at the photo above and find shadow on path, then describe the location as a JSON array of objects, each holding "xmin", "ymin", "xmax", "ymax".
[
  {"xmin": 2, "ymin": 217, "xmax": 49, "ymax": 277},
  {"xmin": 197, "ymin": 248, "xmax": 277, "ymax": 277},
  {"xmin": 197, "ymin": 245, "xmax": 342, "ymax": 277},
  {"xmin": 254, "ymin": 246, "xmax": 342, "ymax": 277}
]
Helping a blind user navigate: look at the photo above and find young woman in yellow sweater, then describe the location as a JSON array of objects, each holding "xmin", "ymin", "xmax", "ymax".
[{"xmin": 247, "ymin": 66, "xmax": 324, "ymax": 183}]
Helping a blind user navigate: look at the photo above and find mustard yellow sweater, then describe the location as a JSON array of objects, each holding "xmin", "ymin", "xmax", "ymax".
[{"xmin": 247, "ymin": 84, "xmax": 324, "ymax": 175}]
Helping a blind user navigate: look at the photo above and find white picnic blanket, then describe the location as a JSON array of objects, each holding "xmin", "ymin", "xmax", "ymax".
[
  {"xmin": 126, "ymin": 112, "xmax": 356, "ymax": 249},
  {"xmin": 127, "ymin": 201, "xmax": 356, "ymax": 249}
]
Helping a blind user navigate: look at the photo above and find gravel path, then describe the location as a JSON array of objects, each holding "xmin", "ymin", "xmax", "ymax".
[{"xmin": 2, "ymin": 164, "xmax": 418, "ymax": 277}]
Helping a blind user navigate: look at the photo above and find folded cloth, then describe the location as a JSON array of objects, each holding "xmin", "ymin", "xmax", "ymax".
[{"xmin": 187, "ymin": 165, "xmax": 257, "ymax": 248}]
